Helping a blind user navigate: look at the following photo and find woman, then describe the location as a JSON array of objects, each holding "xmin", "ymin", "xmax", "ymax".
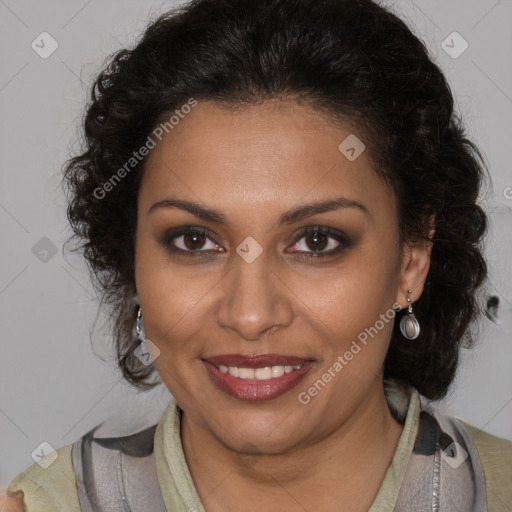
[{"xmin": 3, "ymin": 0, "xmax": 511, "ymax": 510}]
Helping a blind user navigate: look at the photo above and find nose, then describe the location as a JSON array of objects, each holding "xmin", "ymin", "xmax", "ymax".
[{"xmin": 216, "ymin": 252, "xmax": 295, "ymax": 341}]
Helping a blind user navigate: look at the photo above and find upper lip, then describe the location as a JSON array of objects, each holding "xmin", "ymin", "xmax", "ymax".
[{"xmin": 203, "ymin": 354, "xmax": 313, "ymax": 368}]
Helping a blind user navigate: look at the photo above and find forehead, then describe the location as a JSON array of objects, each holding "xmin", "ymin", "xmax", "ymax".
[{"xmin": 140, "ymin": 100, "xmax": 395, "ymax": 221}]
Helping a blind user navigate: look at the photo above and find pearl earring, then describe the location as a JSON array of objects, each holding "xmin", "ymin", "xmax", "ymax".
[{"xmin": 399, "ymin": 290, "xmax": 420, "ymax": 340}]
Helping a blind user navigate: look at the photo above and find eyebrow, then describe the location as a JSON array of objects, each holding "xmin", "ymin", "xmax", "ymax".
[{"xmin": 147, "ymin": 197, "xmax": 371, "ymax": 225}]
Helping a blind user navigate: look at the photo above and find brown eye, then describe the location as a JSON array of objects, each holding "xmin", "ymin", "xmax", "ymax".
[
  {"xmin": 304, "ymin": 230, "xmax": 329, "ymax": 251},
  {"xmin": 158, "ymin": 227, "xmax": 224, "ymax": 257},
  {"xmin": 286, "ymin": 226, "xmax": 351, "ymax": 258},
  {"xmin": 183, "ymin": 230, "xmax": 207, "ymax": 250}
]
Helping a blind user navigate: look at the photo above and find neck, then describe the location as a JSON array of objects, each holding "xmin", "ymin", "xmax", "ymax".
[{"xmin": 181, "ymin": 379, "xmax": 405, "ymax": 512}]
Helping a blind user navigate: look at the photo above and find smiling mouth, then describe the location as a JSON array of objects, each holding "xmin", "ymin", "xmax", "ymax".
[{"xmin": 202, "ymin": 354, "xmax": 315, "ymax": 401}]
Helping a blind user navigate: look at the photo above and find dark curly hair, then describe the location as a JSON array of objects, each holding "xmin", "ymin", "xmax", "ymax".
[{"xmin": 63, "ymin": 0, "xmax": 488, "ymax": 400}]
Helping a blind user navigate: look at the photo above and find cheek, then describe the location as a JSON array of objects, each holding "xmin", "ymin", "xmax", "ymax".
[
  {"xmin": 134, "ymin": 232, "xmax": 214, "ymax": 352},
  {"xmin": 300, "ymin": 247, "xmax": 399, "ymax": 337},
  {"xmin": 293, "ymin": 248, "xmax": 400, "ymax": 400}
]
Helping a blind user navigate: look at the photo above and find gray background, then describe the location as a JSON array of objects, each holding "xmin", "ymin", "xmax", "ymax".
[{"xmin": 1, "ymin": 0, "xmax": 511, "ymax": 487}]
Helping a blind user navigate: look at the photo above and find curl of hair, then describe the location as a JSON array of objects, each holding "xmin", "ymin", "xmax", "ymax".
[{"xmin": 63, "ymin": 0, "xmax": 488, "ymax": 399}]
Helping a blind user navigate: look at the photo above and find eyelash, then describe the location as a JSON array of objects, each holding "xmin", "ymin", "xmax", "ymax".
[
  {"xmin": 286, "ymin": 227, "xmax": 351, "ymax": 259},
  {"xmin": 157, "ymin": 226, "xmax": 351, "ymax": 260}
]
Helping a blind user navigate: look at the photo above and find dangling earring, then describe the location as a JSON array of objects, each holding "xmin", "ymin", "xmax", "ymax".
[
  {"xmin": 134, "ymin": 305, "xmax": 160, "ymax": 366},
  {"xmin": 135, "ymin": 305, "xmax": 146, "ymax": 341},
  {"xmin": 399, "ymin": 290, "xmax": 420, "ymax": 340}
]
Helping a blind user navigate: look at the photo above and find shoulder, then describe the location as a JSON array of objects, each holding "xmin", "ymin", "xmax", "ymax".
[
  {"xmin": 3, "ymin": 444, "xmax": 80, "ymax": 512},
  {"xmin": 0, "ymin": 491, "xmax": 24, "ymax": 512},
  {"xmin": 461, "ymin": 421, "xmax": 512, "ymax": 511}
]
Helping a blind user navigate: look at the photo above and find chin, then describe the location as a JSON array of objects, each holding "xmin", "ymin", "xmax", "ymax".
[{"xmin": 206, "ymin": 398, "xmax": 313, "ymax": 453}]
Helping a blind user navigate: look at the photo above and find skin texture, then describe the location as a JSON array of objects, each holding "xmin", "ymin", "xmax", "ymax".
[
  {"xmin": 134, "ymin": 99, "xmax": 432, "ymax": 512},
  {"xmin": 0, "ymin": 491, "xmax": 23, "ymax": 512}
]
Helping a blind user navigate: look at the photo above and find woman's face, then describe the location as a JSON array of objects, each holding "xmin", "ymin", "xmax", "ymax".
[{"xmin": 135, "ymin": 100, "xmax": 429, "ymax": 453}]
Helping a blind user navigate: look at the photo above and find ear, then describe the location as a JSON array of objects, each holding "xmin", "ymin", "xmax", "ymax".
[{"xmin": 396, "ymin": 216, "xmax": 435, "ymax": 308}]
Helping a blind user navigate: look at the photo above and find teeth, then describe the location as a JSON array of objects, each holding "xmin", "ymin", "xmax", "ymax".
[
  {"xmin": 238, "ymin": 367, "xmax": 254, "ymax": 379},
  {"xmin": 272, "ymin": 365, "xmax": 285, "ymax": 378},
  {"xmin": 218, "ymin": 364, "xmax": 304, "ymax": 380},
  {"xmin": 255, "ymin": 367, "xmax": 273, "ymax": 380}
]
